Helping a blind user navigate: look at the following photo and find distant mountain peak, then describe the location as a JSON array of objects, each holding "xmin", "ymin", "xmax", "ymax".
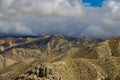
[{"xmin": 42, "ymin": 34, "xmax": 64, "ymax": 39}]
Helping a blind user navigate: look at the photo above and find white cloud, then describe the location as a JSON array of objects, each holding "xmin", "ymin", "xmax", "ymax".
[
  {"xmin": 108, "ymin": 0, "xmax": 120, "ymax": 13},
  {"xmin": 81, "ymin": 26, "xmax": 110, "ymax": 37},
  {"xmin": 0, "ymin": 0, "xmax": 84, "ymax": 18},
  {"xmin": 0, "ymin": 0, "xmax": 120, "ymax": 38}
]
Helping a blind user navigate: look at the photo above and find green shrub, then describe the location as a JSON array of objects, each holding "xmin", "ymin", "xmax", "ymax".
[
  {"xmin": 115, "ymin": 76, "xmax": 120, "ymax": 80},
  {"xmin": 105, "ymin": 78, "xmax": 111, "ymax": 80}
]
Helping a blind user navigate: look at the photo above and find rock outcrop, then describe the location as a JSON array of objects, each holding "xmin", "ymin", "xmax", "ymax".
[
  {"xmin": 0, "ymin": 35, "xmax": 120, "ymax": 80},
  {"xmin": 16, "ymin": 64, "xmax": 62, "ymax": 80}
]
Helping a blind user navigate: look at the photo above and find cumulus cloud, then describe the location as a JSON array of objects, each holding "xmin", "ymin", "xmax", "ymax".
[
  {"xmin": 0, "ymin": 0, "xmax": 84, "ymax": 18},
  {"xmin": 0, "ymin": 0, "xmax": 120, "ymax": 38}
]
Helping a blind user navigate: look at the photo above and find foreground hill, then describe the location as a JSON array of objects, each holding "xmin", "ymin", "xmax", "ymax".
[{"xmin": 0, "ymin": 34, "xmax": 120, "ymax": 80}]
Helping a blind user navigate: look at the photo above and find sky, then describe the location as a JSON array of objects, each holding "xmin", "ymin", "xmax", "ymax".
[
  {"xmin": 82, "ymin": 0, "xmax": 104, "ymax": 7},
  {"xmin": 0, "ymin": 0, "xmax": 120, "ymax": 38}
]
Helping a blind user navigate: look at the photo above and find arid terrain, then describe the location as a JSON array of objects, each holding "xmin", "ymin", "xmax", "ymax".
[{"xmin": 0, "ymin": 34, "xmax": 120, "ymax": 80}]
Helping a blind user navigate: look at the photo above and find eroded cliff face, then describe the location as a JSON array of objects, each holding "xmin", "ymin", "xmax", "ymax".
[
  {"xmin": 16, "ymin": 63, "xmax": 64, "ymax": 80},
  {"xmin": 0, "ymin": 35, "xmax": 120, "ymax": 80}
]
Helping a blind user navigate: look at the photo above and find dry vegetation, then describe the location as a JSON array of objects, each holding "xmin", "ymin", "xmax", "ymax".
[{"xmin": 0, "ymin": 34, "xmax": 120, "ymax": 80}]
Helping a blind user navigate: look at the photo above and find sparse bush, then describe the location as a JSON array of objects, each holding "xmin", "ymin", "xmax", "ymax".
[
  {"xmin": 115, "ymin": 75, "xmax": 120, "ymax": 80},
  {"xmin": 104, "ymin": 78, "xmax": 111, "ymax": 80}
]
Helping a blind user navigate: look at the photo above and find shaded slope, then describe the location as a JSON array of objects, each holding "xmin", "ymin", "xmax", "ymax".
[
  {"xmin": 1, "ymin": 35, "xmax": 120, "ymax": 80},
  {"xmin": 0, "ymin": 34, "xmax": 100, "ymax": 61}
]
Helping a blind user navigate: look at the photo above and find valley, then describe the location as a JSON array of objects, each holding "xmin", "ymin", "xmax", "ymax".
[{"xmin": 0, "ymin": 34, "xmax": 119, "ymax": 80}]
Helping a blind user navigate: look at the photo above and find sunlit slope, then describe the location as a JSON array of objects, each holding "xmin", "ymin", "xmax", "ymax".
[{"xmin": 0, "ymin": 35, "xmax": 120, "ymax": 80}]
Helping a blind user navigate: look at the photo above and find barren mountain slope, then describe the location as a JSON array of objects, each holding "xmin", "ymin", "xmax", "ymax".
[
  {"xmin": 0, "ymin": 34, "xmax": 99, "ymax": 61},
  {"xmin": 0, "ymin": 35, "xmax": 120, "ymax": 80}
]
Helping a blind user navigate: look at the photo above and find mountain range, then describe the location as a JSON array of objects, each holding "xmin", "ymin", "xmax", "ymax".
[{"xmin": 0, "ymin": 34, "xmax": 120, "ymax": 80}]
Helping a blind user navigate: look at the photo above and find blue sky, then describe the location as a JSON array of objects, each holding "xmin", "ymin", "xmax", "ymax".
[{"xmin": 82, "ymin": 0, "xmax": 105, "ymax": 7}]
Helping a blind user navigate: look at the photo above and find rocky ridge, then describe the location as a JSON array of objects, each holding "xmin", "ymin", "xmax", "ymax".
[{"xmin": 0, "ymin": 34, "xmax": 120, "ymax": 80}]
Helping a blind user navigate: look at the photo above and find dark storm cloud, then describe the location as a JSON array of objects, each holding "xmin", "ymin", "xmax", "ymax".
[{"xmin": 0, "ymin": 0, "xmax": 120, "ymax": 38}]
